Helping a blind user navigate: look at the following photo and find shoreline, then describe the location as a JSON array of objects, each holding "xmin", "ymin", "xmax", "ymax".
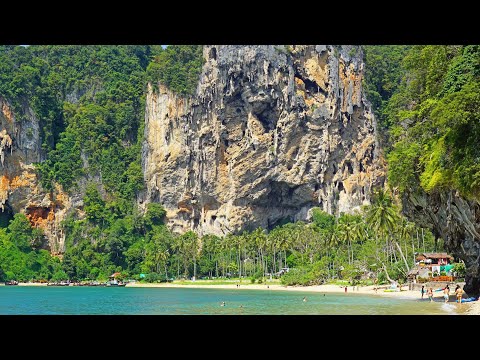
[
  {"xmin": 126, "ymin": 282, "xmax": 477, "ymax": 314},
  {"xmin": 5, "ymin": 281, "xmax": 477, "ymax": 314}
]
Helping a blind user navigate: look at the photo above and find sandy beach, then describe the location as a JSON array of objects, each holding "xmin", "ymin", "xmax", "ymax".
[{"xmin": 127, "ymin": 281, "xmax": 418, "ymax": 297}]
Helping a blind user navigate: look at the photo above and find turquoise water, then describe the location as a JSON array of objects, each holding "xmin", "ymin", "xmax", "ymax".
[{"xmin": 0, "ymin": 287, "xmax": 462, "ymax": 315}]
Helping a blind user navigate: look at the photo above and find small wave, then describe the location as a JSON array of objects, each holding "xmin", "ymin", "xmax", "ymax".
[{"xmin": 441, "ymin": 303, "xmax": 457, "ymax": 314}]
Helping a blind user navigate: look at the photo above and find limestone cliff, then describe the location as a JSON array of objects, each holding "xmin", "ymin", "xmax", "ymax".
[
  {"xmin": 0, "ymin": 96, "xmax": 69, "ymax": 254},
  {"xmin": 402, "ymin": 190, "xmax": 480, "ymax": 297},
  {"xmin": 141, "ymin": 45, "xmax": 385, "ymax": 236}
]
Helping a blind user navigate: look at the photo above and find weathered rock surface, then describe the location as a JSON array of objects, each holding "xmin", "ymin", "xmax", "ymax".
[
  {"xmin": 0, "ymin": 96, "xmax": 69, "ymax": 254},
  {"xmin": 141, "ymin": 45, "xmax": 385, "ymax": 236},
  {"xmin": 402, "ymin": 189, "xmax": 480, "ymax": 297}
]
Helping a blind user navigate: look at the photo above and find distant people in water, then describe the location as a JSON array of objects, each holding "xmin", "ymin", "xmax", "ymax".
[
  {"xmin": 220, "ymin": 301, "xmax": 226, "ymax": 306},
  {"xmin": 345, "ymin": 286, "xmax": 347, "ymax": 293},
  {"xmin": 427, "ymin": 287, "xmax": 434, "ymax": 302},
  {"xmin": 455, "ymin": 285, "xmax": 464, "ymax": 303},
  {"xmin": 303, "ymin": 296, "xmax": 307, "ymax": 302}
]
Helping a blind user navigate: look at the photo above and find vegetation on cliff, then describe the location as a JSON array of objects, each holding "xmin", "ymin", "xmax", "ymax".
[
  {"xmin": 0, "ymin": 214, "xmax": 64, "ymax": 282},
  {"xmin": 146, "ymin": 45, "xmax": 204, "ymax": 95},
  {"xmin": 364, "ymin": 45, "xmax": 480, "ymax": 199}
]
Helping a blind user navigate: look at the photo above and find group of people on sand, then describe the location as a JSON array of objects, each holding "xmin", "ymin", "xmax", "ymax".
[{"xmin": 421, "ymin": 284, "xmax": 464, "ymax": 303}]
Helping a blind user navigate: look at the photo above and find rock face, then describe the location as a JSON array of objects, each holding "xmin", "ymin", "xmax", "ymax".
[
  {"xmin": 0, "ymin": 96, "xmax": 69, "ymax": 254},
  {"xmin": 402, "ymin": 189, "xmax": 480, "ymax": 297},
  {"xmin": 141, "ymin": 45, "xmax": 385, "ymax": 236}
]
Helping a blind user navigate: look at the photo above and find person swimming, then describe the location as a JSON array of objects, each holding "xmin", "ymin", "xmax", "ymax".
[
  {"xmin": 303, "ymin": 297, "xmax": 307, "ymax": 302},
  {"xmin": 220, "ymin": 301, "xmax": 225, "ymax": 306}
]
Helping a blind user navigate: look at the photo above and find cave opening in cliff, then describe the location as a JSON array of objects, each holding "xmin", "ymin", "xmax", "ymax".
[
  {"xmin": 268, "ymin": 216, "xmax": 293, "ymax": 230},
  {"xmin": 294, "ymin": 72, "xmax": 327, "ymax": 97},
  {"xmin": 0, "ymin": 202, "xmax": 13, "ymax": 228},
  {"xmin": 359, "ymin": 162, "xmax": 365, "ymax": 172},
  {"xmin": 209, "ymin": 47, "xmax": 217, "ymax": 60},
  {"xmin": 345, "ymin": 161, "xmax": 353, "ymax": 175},
  {"xmin": 254, "ymin": 104, "xmax": 279, "ymax": 132}
]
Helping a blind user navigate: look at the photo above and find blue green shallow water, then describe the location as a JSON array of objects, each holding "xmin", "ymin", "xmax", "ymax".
[{"xmin": 0, "ymin": 287, "xmax": 463, "ymax": 315}]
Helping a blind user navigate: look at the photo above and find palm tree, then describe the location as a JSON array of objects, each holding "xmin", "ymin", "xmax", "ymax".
[
  {"xmin": 398, "ymin": 218, "xmax": 416, "ymax": 270},
  {"xmin": 365, "ymin": 189, "xmax": 399, "ymax": 240},
  {"xmin": 337, "ymin": 214, "xmax": 364, "ymax": 265},
  {"xmin": 366, "ymin": 190, "xmax": 398, "ymax": 249},
  {"xmin": 252, "ymin": 228, "xmax": 267, "ymax": 278},
  {"xmin": 158, "ymin": 249, "xmax": 170, "ymax": 280}
]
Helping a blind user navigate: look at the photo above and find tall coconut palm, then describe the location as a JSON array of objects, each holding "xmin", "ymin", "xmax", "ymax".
[
  {"xmin": 365, "ymin": 189, "xmax": 399, "ymax": 239},
  {"xmin": 365, "ymin": 190, "xmax": 399, "ymax": 248},
  {"xmin": 397, "ymin": 218, "xmax": 416, "ymax": 270},
  {"xmin": 337, "ymin": 214, "xmax": 364, "ymax": 265},
  {"xmin": 251, "ymin": 228, "xmax": 267, "ymax": 277}
]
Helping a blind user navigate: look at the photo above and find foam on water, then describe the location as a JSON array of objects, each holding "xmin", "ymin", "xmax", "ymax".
[{"xmin": 441, "ymin": 303, "xmax": 457, "ymax": 314}]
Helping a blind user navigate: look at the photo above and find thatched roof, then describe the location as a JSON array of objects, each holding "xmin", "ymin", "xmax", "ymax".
[
  {"xmin": 407, "ymin": 269, "xmax": 419, "ymax": 276},
  {"xmin": 416, "ymin": 252, "xmax": 454, "ymax": 260}
]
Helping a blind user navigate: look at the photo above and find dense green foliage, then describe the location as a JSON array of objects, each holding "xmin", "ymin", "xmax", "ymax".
[
  {"xmin": 0, "ymin": 45, "xmax": 206, "ymax": 282},
  {"xmin": 365, "ymin": 45, "xmax": 480, "ymax": 199},
  {"xmin": 0, "ymin": 193, "xmax": 441, "ymax": 286},
  {"xmin": 56, "ymin": 193, "xmax": 441, "ymax": 285},
  {"xmin": 363, "ymin": 45, "xmax": 411, "ymax": 130},
  {"xmin": 0, "ymin": 214, "xmax": 63, "ymax": 282},
  {"xmin": 146, "ymin": 45, "xmax": 204, "ymax": 95}
]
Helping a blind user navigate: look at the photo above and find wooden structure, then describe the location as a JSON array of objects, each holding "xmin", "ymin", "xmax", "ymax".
[
  {"xmin": 410, "ymin": 252, "xmax": 456, "ymax": 282},
  {"xmin": 415, "ymin": 252, "xmax": 454, "ymax": 265}
]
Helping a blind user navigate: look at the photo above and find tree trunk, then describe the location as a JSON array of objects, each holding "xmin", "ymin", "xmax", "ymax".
[
  {"xmin": 422, "ymin": 228, "xmax": 425, "ymax": 253},
  {"xmin": 382, "ymin": 264, "xmax": 396, "ymax": 284},
  {"xmin": 412, "ymin": 234, "xmax": 415, "ymax": 266},
  {"xmin": 394, "ymin": 241, "xmax": 410, "ymax": 272}
]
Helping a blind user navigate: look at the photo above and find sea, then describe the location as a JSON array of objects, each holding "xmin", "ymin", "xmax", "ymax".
[{"xmin": 0, "ymin": 286, "xmax": 465, "ymax": 315}]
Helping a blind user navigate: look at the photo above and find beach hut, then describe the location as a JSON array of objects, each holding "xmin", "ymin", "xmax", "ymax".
[
  {"xmin": 407, "ymin": 268, "xmax": 419, "ymax": 282},
  {"xmin": 110, "ymin": 272, "xmax": 122, "ymax": 278},
  {"xmin": 415, "ymin": 253, "xmax": 454, "ymax": 266},
  {"xmin": 414, "ymin": 253, "xmax": 455, "ymax": 282}
]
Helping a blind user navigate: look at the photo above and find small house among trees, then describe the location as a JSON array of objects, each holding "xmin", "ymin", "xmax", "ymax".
[
  {"xmin": 411, "ymin": 252, "xmax": 456, "ymax": 282},
  {"xmin": 415, "ymin": 252, "xmax": 454, "ymax": 266}
]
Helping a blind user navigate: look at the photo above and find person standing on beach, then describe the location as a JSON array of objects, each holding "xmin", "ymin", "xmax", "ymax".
[
  {"xmin": 421, "ymin": 285, "xmax": 425, "ymax": 299},
  {"xmin": 427, "ymin": 287, "xmax": 434, "ymax": 302},
  {"xmin": 455, "ymin": 285, "xmax": 464, "ymax": 303},
  {"xmin": 443, "ymin": 285, "xmax": 450, "ymax": 303}
]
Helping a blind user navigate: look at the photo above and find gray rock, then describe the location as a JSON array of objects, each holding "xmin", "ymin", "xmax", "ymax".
[
  {"xmin": 140, "ymin": 45, "xmax": 385, "ymax": 237},
  {"xmin": 402, "ymin": 189, "xmax": 480, "ymax": 297}
]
